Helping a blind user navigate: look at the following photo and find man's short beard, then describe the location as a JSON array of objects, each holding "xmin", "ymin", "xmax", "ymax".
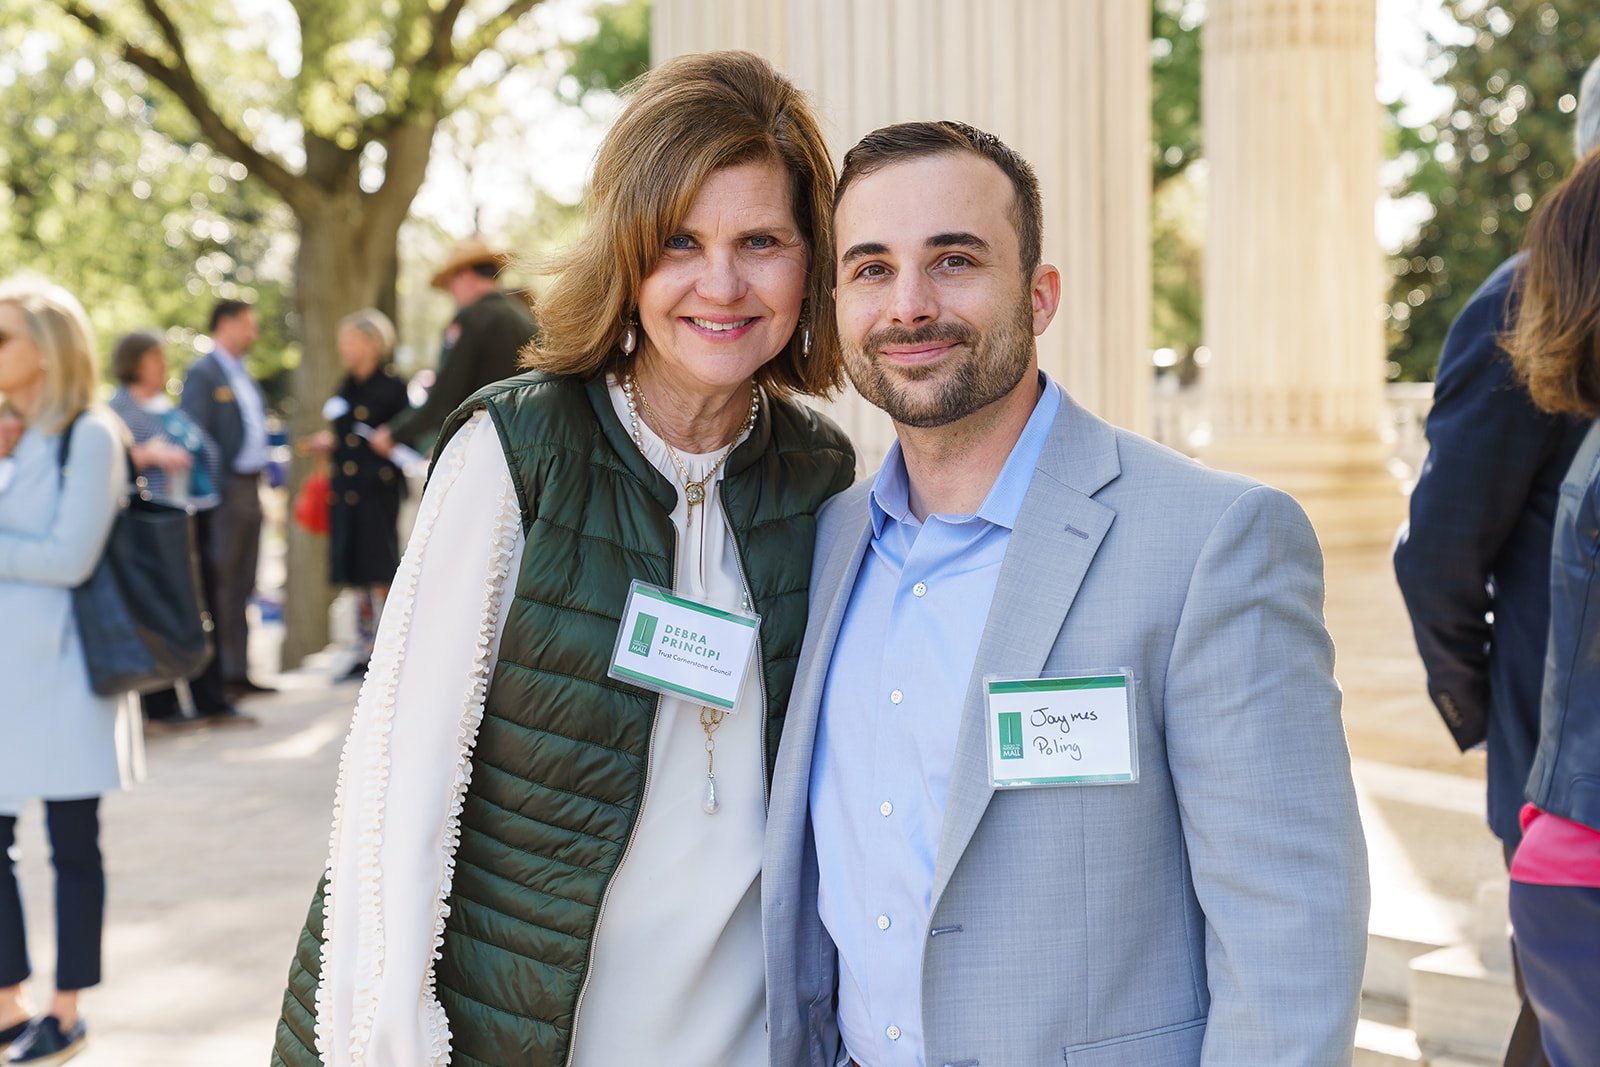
[{"xmin": 844, "ymin": 294, "xmax": 1035, "ymax": 429}]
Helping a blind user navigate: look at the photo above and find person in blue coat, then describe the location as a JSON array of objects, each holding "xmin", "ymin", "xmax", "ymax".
[
  {"xmin": 1393, "ymin": 55, "xmax": 1600, "ymax": 1067},
  {"xmin": 0, "ymin": 277, "xmax": 138, "ymax": 1065}
]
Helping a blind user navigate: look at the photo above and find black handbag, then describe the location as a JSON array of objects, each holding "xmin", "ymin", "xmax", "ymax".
[{"xmin": 58, "ymin": 414, "xmax": 212, "ymax": 695}]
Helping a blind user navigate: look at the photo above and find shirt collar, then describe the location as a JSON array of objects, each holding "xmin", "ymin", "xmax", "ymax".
[
  {"xmin": 213, "ymin": 345, "xmax": 241, "ymax": 368},
  {"xmin": 868, "ymin": 370, "xmax": 1063, "ymax": 536}
]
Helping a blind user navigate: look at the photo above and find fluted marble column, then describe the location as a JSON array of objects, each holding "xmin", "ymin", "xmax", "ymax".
[
  {"xmin": 654, "ymin": 0, "xmax": 1151, "ymax": 472},
  {"xmin": 1202, "ymin": 0, "xmax": 1402, "ymax": 547}
]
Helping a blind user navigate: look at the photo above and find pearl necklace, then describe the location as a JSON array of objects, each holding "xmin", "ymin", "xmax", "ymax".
[{"xmin": 621, "ymin": 373, "xmax": 759, "ymax": 521}]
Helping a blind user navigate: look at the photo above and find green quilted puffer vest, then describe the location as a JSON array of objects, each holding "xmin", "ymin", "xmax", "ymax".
[{"xmin": 272, "ymin": 372, "xmax": 854, "ymax": 1067}]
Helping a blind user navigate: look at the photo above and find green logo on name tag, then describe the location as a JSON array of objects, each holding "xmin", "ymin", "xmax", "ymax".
[
  {"xmin": 998, "ymin": 711, "xmax": 1024, "ymax": 759},
  {"xmin": 629, "ymin": 613, "xmax": 659, "ymax": 656}
]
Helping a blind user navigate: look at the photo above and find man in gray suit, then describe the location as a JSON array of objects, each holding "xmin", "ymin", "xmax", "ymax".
[
  {"xmin": 181, "ymin": 299, "xmax": 273, "ymax": 710},
  {"xmin": 763, "ymin": 122, "xmax": 1370, "ymax": 1067}
]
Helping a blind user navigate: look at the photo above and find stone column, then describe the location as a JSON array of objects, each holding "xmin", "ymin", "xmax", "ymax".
[
  {"xmin": 1202, "ymin": 0, "xmax": 1403, "ymax": 548},
  {"xmin": 653, "ymin": 0, "xmax": 1151, "ymax": 473}
]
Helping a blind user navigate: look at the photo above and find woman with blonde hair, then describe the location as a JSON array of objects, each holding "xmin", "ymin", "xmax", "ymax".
[
  {"xmin": 273, "ymin": 51, "xmax": 854, "ymax": 1067},
  {"xmin": 302, "ymin": 308, "xmax": 410, "ymax": 679},
  {"xmin": 0, "ymin": 276, "xmax": 136, "ymax": 1065},
  {"xmin": 1502, "ymin": 147, "xmax": 1600, "ymax": 1067}
]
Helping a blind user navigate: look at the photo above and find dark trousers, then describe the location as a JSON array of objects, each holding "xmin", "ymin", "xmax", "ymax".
[
  {"xmin": 209, "ymin": 473, "xmax": 263, "ymax": 682},
  {"xmin": 1509, "ymin": 881, "xmax": 1600, "ymax": 1067},
  {"xmin": 0, "ymin": 799, "xmax": 104, "ymax": 991},
  {"xmin": 1503, "ymin": 842, "xmax": 1552, "ymax": 1067},
  {"xmin": 142, "ymin": 509, "xmax": 229, "ymax": 719}
]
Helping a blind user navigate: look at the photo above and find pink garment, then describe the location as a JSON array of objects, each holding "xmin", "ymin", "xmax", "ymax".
[{"xmin": 1510, "ymin": 803, "xmax": 1600, "ymax": 887}]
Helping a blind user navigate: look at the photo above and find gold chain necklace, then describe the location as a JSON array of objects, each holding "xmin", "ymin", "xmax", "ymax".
[{"xmin": 621, "ymin": 372, "xmax": 759, "ymax": 519}]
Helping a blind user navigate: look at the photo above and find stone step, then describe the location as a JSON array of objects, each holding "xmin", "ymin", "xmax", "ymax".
[
  {"xmin": 1409, "ymin": 945, "xmax": 1519, "ymax": 1063},
  {"xmin": 1356, "ymin": 997, "xmax": 1498, "ymax": 1067},
  {"xmin": 1356, "ymin": 999, "xmax": 1421, "ymax": 1066},
  {"xmin": 1365, "ymin": 927, "xmax": 1449, "ymax": 1003}
]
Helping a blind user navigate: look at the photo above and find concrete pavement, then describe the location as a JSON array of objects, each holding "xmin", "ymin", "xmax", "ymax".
[{"xmin": 9, "ymin": 543, "xmax": 1503, "ymax": 1065}]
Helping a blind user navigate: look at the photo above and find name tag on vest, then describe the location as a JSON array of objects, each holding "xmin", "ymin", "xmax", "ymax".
[
  {"xmin": 985, "ymin": 672, "xmax": 1140, "ymax": 787},
  {"xmin": 609, "ymin": 580, "xmax": 761, "ymax": 711}
]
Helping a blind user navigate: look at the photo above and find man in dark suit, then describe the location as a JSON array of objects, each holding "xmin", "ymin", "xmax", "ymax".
[
  {"xmin": 1393, "ymin": 56, "xmax": 1600, "ymax": 1067},
  {"xmin": 181, "ymin": 299, "xmax": 273, "ymax": 713},
  {"xmin": 369, "ymin": 237, "xmax": 536, "ymax": 458}
]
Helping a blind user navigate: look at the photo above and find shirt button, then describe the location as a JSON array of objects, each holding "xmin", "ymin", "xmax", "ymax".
[
  {"xmin": 913, "ymin": 581, "xmax": 927, "ymax": 597},
  {"xmin": 886, "ymin": 1025, "xmax": 902, "ymax": 1041},
  {"xmin": 876, "ymin": 914, "xmax": 890, "ymax": 930},
  {"xmin": 890, "ymin": 689, "xmax": 903, "ymax": 704},
  {"xmin": 880, "ymin": 801, "xmax": 893, "ymax": 817}
]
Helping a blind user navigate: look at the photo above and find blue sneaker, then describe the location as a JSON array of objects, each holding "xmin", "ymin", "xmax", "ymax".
[{"xmin": 5, "ymin": 1016, "xmax": 86, "ymax": 1064}]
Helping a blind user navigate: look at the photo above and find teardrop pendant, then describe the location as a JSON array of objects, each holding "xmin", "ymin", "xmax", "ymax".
[{"xmin": 702, "ymin": 774, "xmax": 720, "ymax": 814}]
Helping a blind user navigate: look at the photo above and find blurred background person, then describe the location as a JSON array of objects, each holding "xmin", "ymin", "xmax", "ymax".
[
  {"xmin": 181, "ymin": 299, "xmax": 274, "ymax": 706},
  {"xmin": 368, "ymin": 237, "xmax": 536, "ymax": 459},
  {"xmin": 1502, "ymin": 146, "xmax": 1600, "ymax": 1067},
  {"xmin": 107, "ymin": 329, "xmax": 239, "ymax": 731},
  {"xmin": 0, "ymin": 277, "xmax": 138, "ymax": 1065},
  {"xmin": 301, "ymin": 309, "xmax": 409, "ymax": 680}
]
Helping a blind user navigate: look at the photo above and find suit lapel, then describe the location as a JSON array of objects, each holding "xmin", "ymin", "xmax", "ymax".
[
  {"xmin": 765, "ymin": 486, "xmax": 874, "ymax": 883},
  {"xmin": 930, "ymin": 396, "xmax": 1121, "ymax": 905}
]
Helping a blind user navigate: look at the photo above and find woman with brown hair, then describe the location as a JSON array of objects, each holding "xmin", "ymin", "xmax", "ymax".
[
  {"xmin": 1502, "ymin": 147, "xmax": 1600, "ymax": 1067},
  {"xmin": 272, "ymin": 51, "xmax": 855, "ymax": 1067}
]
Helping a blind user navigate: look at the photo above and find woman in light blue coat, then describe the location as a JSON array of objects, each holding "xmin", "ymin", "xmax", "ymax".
[{"xmin": 0, "ymin": 276, "xmax": 138, "ymax": 1065}]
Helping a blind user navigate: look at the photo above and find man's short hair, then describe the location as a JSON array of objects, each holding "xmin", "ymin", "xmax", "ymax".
[
  {"xmin": 835, "ymin": 120, "xmax": 1044, "ymax": 276},
  {"xmin": 209, "ymin": 298, "xmax": 253, "ymax": 333},
  {"xmin": 1579, "ymin": 55, "xmax": 1600, "ymax": 159}
]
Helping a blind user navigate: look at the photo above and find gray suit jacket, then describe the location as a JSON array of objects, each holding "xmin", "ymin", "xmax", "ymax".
[
  {"xmin": 180, "ymin": 352, "xmax": 248, "ymax": 474},
  {"xmin": 763, "ymin": 394, "xmax": 1369, "ymax": 1067}
]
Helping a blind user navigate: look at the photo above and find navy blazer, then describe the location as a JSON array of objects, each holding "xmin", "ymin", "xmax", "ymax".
[{"xmin": 1394, "ymin": 253, "xmax": 1588, "ymax": 846}]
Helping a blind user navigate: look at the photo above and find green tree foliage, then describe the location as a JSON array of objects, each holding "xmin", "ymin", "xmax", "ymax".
[
  {"xmin": 19, "ymin": 0, "xmax": 548, "ymax": 664},
  {"xmin": 1389, "ymin": 0, "xmax": 1600, "ymax": 380},
  {"xmin": 0, "ymin": 13, "xmax": 296, "ymax": 397},
  {"xmin": 1151, "ymin": 0, "xmax": 1204, "ymax": 360},
  {"xmin": 561, "ymin": 0, "xmax": 649, "ymax": 101}
]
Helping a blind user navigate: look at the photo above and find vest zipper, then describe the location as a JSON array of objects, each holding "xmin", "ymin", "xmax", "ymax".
[
  {"xmin": 563, "ymin": 528, "xmax": 676, "ymax": 1067},
  {"xmin": 717, "ymin": 484, "xmax": 771, "ymax": 807}
]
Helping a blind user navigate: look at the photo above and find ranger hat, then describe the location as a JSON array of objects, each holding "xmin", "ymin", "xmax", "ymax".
[{"xmin": 430, "ymin": 236, "xmax": 511, "ymax": 289}]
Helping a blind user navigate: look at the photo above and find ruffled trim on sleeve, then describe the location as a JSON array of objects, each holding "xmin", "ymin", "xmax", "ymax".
[
  {"xmin": 421, "ymin": 469, "xmax": 521, "ymax": 1065},
  {"xmin": 314, "ymin": 422, "xmax": 476, "ymax": 1064}
]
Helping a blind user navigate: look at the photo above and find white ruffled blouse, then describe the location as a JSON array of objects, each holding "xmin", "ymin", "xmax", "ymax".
[{"xmin": 317, "ymin": 379, "xmax": 769, "ymax": 1067}]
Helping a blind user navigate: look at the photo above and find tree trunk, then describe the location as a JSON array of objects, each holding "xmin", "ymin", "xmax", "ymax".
[{"xmin": 278, "ymin": 196, "xmax": 394, "ymax": 668}]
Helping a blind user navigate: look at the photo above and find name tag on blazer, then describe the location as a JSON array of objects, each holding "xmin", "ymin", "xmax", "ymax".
[
  {"xmin": 985, "ymin": 671, "xmax": 1139, "ymax": 788},
  {"xmin": 213, "ymin": 386, "xmax": 235, "ymax": 404}
]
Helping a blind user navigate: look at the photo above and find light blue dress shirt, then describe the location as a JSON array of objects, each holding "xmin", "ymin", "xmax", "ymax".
[
  {"xmin": 214, "ymin": 346, "xmax": 271, "ymax": 474},
  {"xmin": 810, "ymin": 373, "xmax": 1062, "ymax": 1066}
]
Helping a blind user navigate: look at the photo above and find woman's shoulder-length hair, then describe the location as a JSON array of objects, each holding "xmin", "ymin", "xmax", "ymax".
[
  {"xmin": 1505, "ymin": 147, "xmax": 1600, "ymax": 418},
  {"xmin": 0, "ymin": 275, "xmax": 100, "ymax": 433},
  {"xmin": 527, "ymin": 50, "xmax": 844, "ymax": 399}
]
